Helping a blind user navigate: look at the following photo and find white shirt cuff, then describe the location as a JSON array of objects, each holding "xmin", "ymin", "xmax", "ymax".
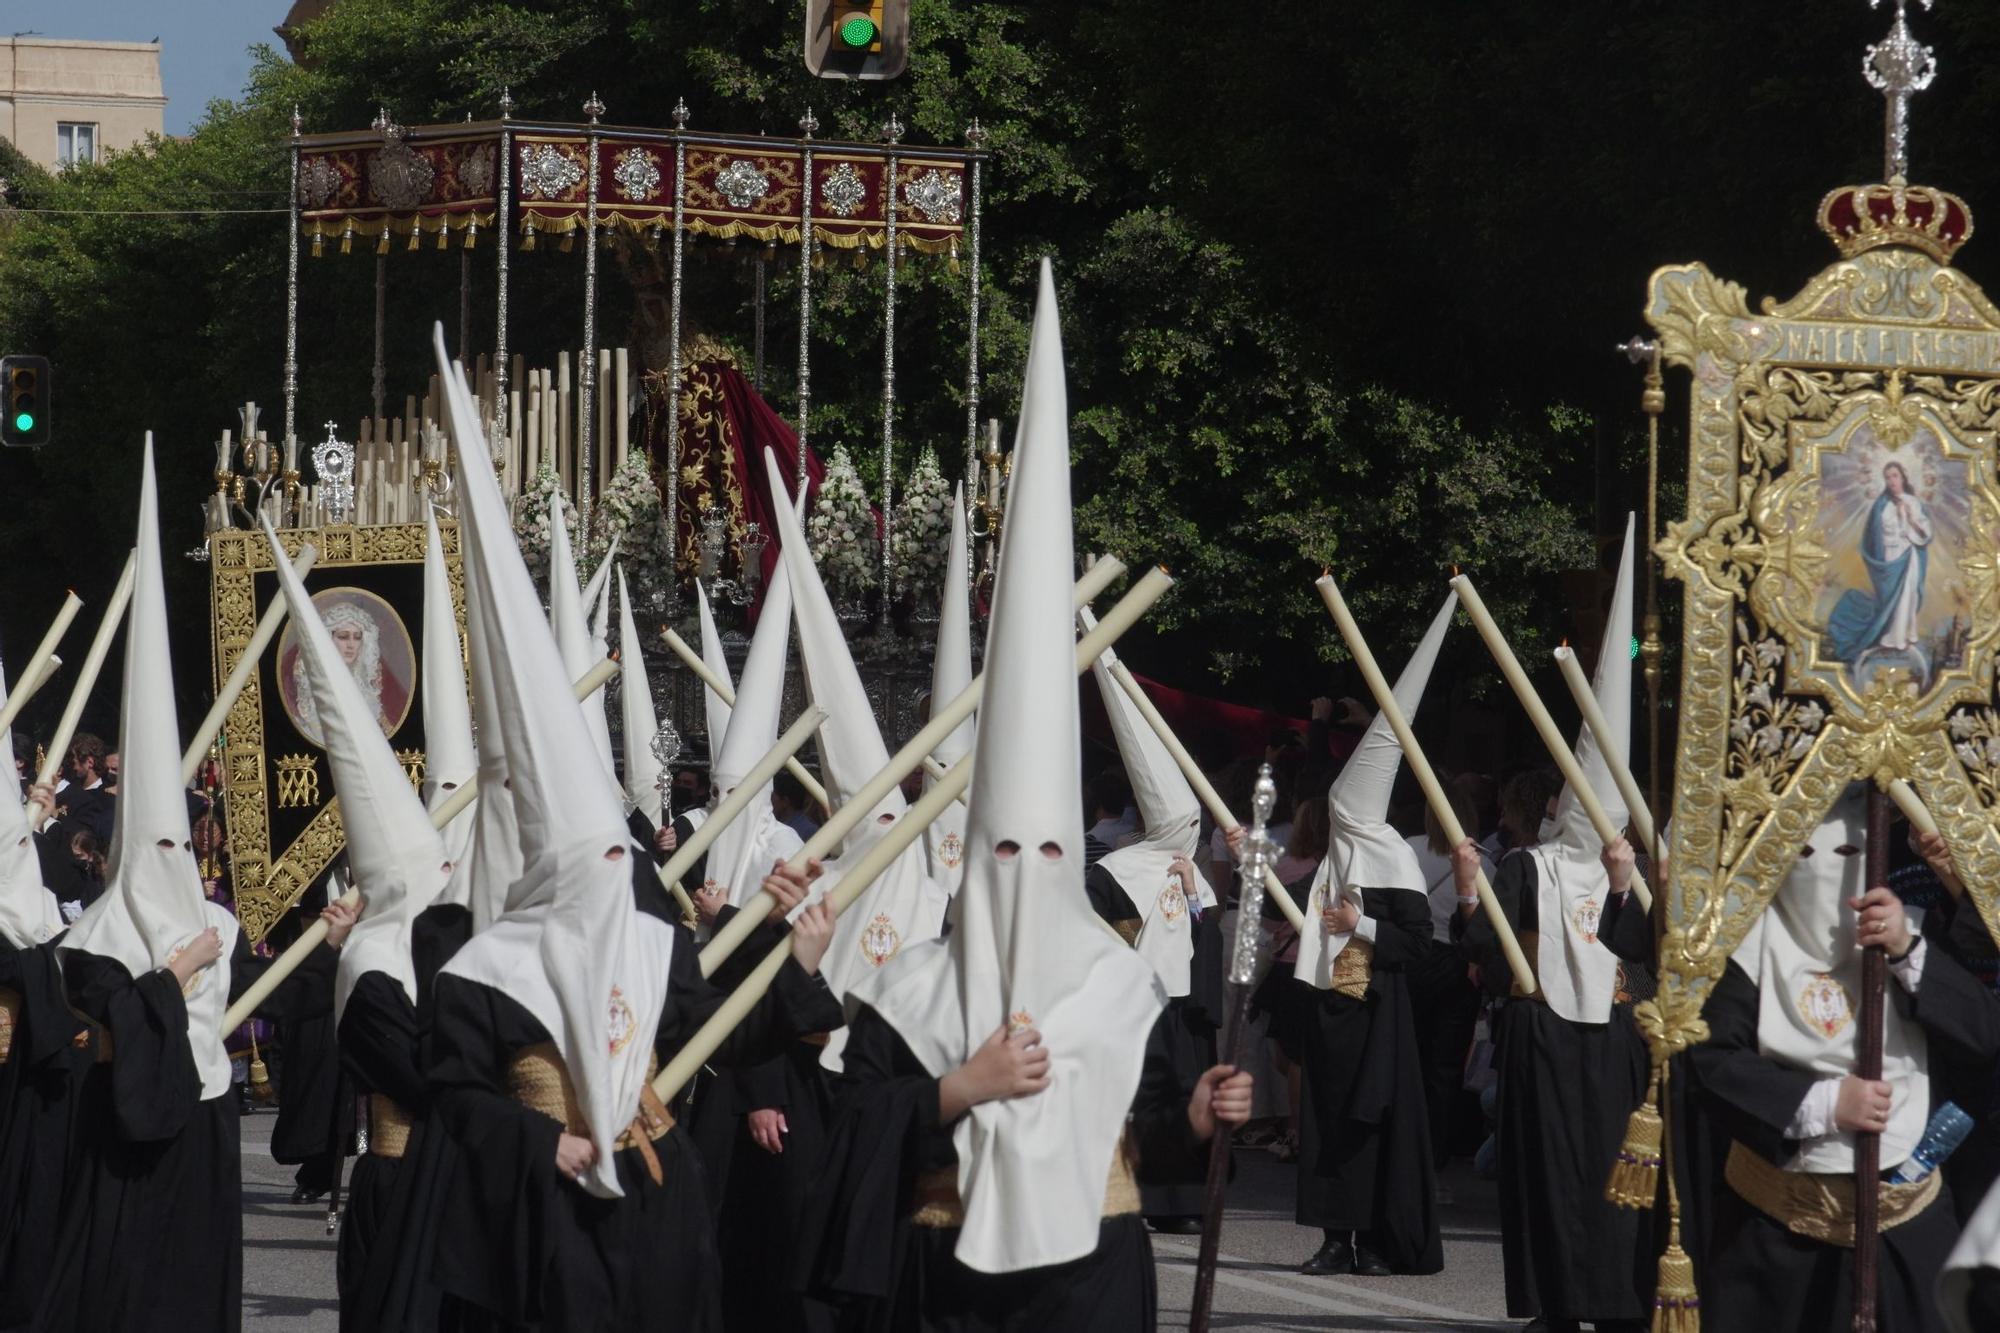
[
  {"xmin": 1352, "ymin": 914, "xmax": 1377, "ymax": 944},
  {"xmin": 1787, "ymin": 1076, "xmax": 1843, "ymax": 1141},
  {"xmin": 1890, "ymin": 936, "xmax": 1926, "ymax": 994}
]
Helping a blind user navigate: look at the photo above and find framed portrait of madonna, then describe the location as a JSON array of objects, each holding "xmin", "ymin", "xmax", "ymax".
[{"xmin": 207, "ymin": 521, "xmax": 465, "ymax": 943}]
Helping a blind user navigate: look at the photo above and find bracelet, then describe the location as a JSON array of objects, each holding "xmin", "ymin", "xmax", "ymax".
[{"xmin": 1456, "ymin": 895, "xmax": 1479, "ymax": 906}]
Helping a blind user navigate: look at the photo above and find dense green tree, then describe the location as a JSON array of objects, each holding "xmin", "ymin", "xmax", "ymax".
[{"xmin": 21, "ymin": 1, "xmax": 1984, "ymax": 736}]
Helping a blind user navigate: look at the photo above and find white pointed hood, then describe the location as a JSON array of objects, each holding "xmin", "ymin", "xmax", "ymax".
[
  {"xmin": 264, "ymin": 520, "xmax": 452, "ymax": 1021},
  {"xmin": 695, "ymin": 580, "xmax": 732, "ymax": 772},
  {"xmin": 924, "ymin": 487, "xmax": 974, "ymax": 893},
  {"xmin": 459, "ymin": 504, "xmax": 524, "ymax": 932},
  {"xmin": 1296, "ymin": 591, "xmax": 1453, "ymax": 988},
  {"xmin": 63, "ymin": 436, "xmax": 238, "ymax": 1099},
  {"xmin": 1086, "ymin": 605, "xmax": 1209, "ymax": 996},
  {"xmin": 1529, "ymin": 513, "xmax": 1636, "ymax": 1023},
  {"xmin": 547, "ymin": 494, "xmax": 618, "ymax": 790},
  {"xmin": 701, "ymin": 558, "xmax": 802, "ymax": 907},
  {"xmin": 1735, "ymin": 784, "xmax": 1926, "ymax": 1173},
  {"xmin": 845, "ymin": 260, "xmax": 1164, "ymax": 1274},
  {"xmin": 433, "ymin": 326, "xmax": 670, "ymax": 1201},
  {"xmin": 0, "ymin": 651, "xmax": 64, "ymax": 946},
  {"xmin": 762, "ymin": 448, "xmax": 949, "ymax": 1059},
  {"xmin": 618, "ymin": 567, "xmax": 665, "ymax": 827},
  {"xmin": 584, "ymin": 534, "xmax": 619, "ymax": 659},
  {"xmin": 422, "ymin": 508, "xmax": 477, "ymax": 903}
]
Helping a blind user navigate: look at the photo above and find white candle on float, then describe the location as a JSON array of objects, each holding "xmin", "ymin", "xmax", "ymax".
[{"xmin": 614, "ymin": 347, "xmax": 630, "ymax": 467}]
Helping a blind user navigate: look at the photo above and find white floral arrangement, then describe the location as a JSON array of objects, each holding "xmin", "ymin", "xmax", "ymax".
[
  {"xmin": 513, "ymin": 461, "xmax": 577, "ymax": 584},
  {"xmin": 591, "ymin": 450, "xmax": 678, "ymax": 613},
  {"xmin": 891, "ymin": 446, "xmax": 953, "ymax": 599},
  {"xmin": 809, "ymin": 444, "xmax": 876, "ymax": 601}
]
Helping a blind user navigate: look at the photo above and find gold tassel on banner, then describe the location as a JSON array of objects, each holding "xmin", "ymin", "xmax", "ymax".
[
  {"xmin": 248, "ymin": 1029, "xmax": 274, "ymax": 1103},
  {"xmin": 1651, "ymin": 1059, "xmax": 1700, "ymax": 1332},
  {"xmin": 375, "ymin": 229, "xmax": 391, "ymax": 256},
  {"xmin": 1606, "ymin": 1063, "xmax": 1664, "ymax": 1208}
]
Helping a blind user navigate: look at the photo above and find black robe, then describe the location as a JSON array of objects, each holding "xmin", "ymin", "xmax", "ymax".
[
  {"xmin": 794, "ymin": 1003, "xmax": 1213, "ymax": 1332},
  {"xmin": 266, "ymin": 891, "xmax": 353, "ymax": 1186},
  {"xmin": 0, "ymin": 937, "xmax": 85, "ymax": 1330},
  {"xmin": 1687, "ymin": 928, "xmax": 2000, "ymax": 1333},
  {"xmin": 334, "ymin": 901, "xmax": 472, "ymax": 1333},
  {"xmin": 425, "ymin": 922, "xmax": 843, "ymax": 1332},
  {"xmin": 1083, "ymin": 862, "xmax": 1221, "ymax": 1220},
  {"xmin": 1456, "ymin": 852, "xmax": 1654, "ymax": 1322},
  {"xmin": 1295, "ymin": 884, "xmax": 1443, "ymax": 1273},
  {"xmin": 34, "ymin": 929, "xmax": 291, "ymax": 1333}
]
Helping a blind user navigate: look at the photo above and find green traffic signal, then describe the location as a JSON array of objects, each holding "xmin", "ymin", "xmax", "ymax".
[
  {"xmin": 838, "ymin": 13, "xmax": 876, "ymax": 46},
  {"xmin": 13, "ymin": 413, "xmax": 31, "ymax": 433}
]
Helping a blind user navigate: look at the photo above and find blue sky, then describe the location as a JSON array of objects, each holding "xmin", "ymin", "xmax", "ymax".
[{"xmin": 13, "ymin": 2, "xmax": 279, "ymax": 135}]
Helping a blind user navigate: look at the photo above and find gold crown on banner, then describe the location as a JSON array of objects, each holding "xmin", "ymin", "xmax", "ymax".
[{"xmin": 1817, "ymin": 179, "xmax": 1974, "ymax": 264}]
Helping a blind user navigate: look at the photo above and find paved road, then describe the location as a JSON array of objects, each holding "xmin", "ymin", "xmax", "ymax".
[{"xmin": 241, "ymin": 1109, "xmax": 1513, "ymax": 1332}]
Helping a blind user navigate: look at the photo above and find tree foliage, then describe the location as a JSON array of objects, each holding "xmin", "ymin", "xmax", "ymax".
[{"xmin": 34, "ymin": 2, "xmax": 1982, "ymax": 722}]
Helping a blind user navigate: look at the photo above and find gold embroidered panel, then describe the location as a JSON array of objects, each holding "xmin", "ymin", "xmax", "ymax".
[
  {"xmin": 209, "ymin": 522, "xmax": 466, "ymax": 943},
  {"xmin": 1649, "ymin": 245, "xmax": 2000, "ymax": 1028}
]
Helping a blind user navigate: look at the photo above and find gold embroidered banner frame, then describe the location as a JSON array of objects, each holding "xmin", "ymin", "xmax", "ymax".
[
  {"xmin": 1648, "ymin": 240, "xmax": 2000, "ymax": 1029},
  {"xmin": 209, "ymin": 522, "xmax": 466, "ymax": 943}
]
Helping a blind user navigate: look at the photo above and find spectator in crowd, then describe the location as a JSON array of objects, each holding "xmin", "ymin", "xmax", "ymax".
[
  {"xmin": 56, "ymin": 733, "xmax": 115, "ymax": 848},
  {"xmin": 770, "ymin": 768, "xmax": 821, "ymax": 841}
]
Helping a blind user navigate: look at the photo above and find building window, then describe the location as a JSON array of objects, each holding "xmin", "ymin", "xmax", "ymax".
[{"xmin": 56, "ymin": 123, "xmax": 98, "ymax": 167}]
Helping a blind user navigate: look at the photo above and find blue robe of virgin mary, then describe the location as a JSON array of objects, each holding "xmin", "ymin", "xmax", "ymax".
[{"xmin": 1827, "ymin": 491, "xmax": 1927, "ymax": 663}]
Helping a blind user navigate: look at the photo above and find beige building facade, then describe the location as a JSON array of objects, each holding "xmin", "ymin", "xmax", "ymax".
[{"xmin": 0, "ymin": 37, "xmax": 165, "ymax": 172}]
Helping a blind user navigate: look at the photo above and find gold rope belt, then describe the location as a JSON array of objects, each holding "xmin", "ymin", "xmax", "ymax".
[
  {"xmin": 1724, "ymin": 1140, "xmax": 1941, "ymax": 1247},
  {"xmin": 369, "ymin": 1095, "xmax": 414, "ymax": 1160},
  {"xmin": 0, "ymin": 986, "xmax": 18, "ymax": 1064},
  {"xmin": 1111, "ymin": 918, "xmax": 1142, "ymax": 946},
  {"xmin": 506, "ymin": 1042, "xmax": 674, "ymax": 1185},
  {"xmin": 1330, "ymin": 938, "xmax": 1373, "ymax": 1001},
  {"xmin": 911, "ymin": 1135, "xmax": 1140, "ymax": 1229}
]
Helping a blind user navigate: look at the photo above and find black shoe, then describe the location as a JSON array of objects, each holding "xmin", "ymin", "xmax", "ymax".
[
  {"xmin": 1350, "ymin": 1244, "xmax": 1392, "ymax": 1277},
  {"xmin": 290, "ymin": 1185, "xmax": 327, "ymax": 1205},
  {"xmin": 1298, "ymin": 1239, "xmax": 1354, "ymax": 1275},
  {"xmin": 1147, "ymin": 1216, "xmax": 1202, "ymax": 1235}
]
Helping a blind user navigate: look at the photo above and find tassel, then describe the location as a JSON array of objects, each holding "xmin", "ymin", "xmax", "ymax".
[
  {"xmin": 248, "ymin": 1030, "xmax": 274, "ymax": 1103},
  {"xmin": 1652, "ymin": 1230, "xmax": 1700, "ymax": 1332},
  {"xmin": 1605, "ymin": 1065, "xmax": 1663, "ymax": 1209},
  {"xmin": 375, "ymin": 229, "xmax": 391, "ymax": 256}
]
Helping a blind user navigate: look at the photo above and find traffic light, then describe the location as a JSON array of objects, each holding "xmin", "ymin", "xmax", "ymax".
[
  {"xmin": 805, "ymin": 0, "xmax": 909, "ymax": 80},
  {"xmin": 0, "ymin": 356, "xmax": 49, "ymax": 448}
]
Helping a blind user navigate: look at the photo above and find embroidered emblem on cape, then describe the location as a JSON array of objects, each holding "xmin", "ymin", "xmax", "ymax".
[
  {"xmin": 1798, "ymin": 972, "xmax": 1853, "ymax": 1038},
  {"xmin": 165, "ymin": 941, "xmax": 204, "ymax": 998},
  {"xmin": 859, "ymin": 913, "xmax": 901, "ymax": 967},
  {"xmin": 937, "ymin": 830, "xmax": 963, "ymax": 869},
  {"xmin": 1006, "ymin": 1009, "xmax": 1034, "ymax": 1033},
  {"xmin": 607, "ymin": 986, "xmax": 637, "ymax": 1055},
  {"xmin": 1571, "ymin": 897, "xmax": 1602, "ymax": 945},
  {"xmin": 1157, "ymin": 877, "xmax": 1188, "ymax": 924}
]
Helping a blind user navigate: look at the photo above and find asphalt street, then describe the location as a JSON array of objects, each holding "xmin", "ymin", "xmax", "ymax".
[{"xmin": 241, "ymin": 1109, "xmax": 1513, "ymax": 1332}]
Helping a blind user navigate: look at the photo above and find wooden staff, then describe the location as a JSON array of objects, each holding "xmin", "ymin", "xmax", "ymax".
[
  {"xmin": 36, "ymin": 555, "xmax": 138, "ymax": 790},
  {"xmin": 181, "ymin": 547, "xmax": 321, "ymax": 786},
  {"xmin": 1450, "ymin": 574, "xmax": 1653, "ymax": 912},
  {"xmin": 1317, "ymin": 573, "xmax": 1537, "ymax": 994},
  {"xmin": 1103, "ymin": 660, "xmax": 1305, "ymax": 931},
  {"xmin": 659, "ymin": 628, "xmax": 834, "ymax": 808},
  {"xmin": 698, "ymin": 565, "xmax": 1175, "ymax": 978},
  {"xmin": 1552, "ymin": 645, "xmax": 1660, "ymax": 856},
  {"xmin": 1854, "ymin": 787, "xmax": 1889, "ymax": 1333},
  {"xmin": 2, "ymin": 591, "xmax": 82, "ymax": 728},
  {"xmin": 224, "ymin": 656, "xmax": 630, "ymax": 1032}
]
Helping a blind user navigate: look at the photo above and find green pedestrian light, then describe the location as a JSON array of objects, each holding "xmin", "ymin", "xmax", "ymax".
[{"xmin": 838, "ymin": 13, "xmax": 876, "ymax": 47}]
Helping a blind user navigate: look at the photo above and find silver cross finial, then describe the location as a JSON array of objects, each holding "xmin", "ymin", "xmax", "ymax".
[{"xmin": 1865, "ymin": 0, "xmax": 1938, "ymax": 183}]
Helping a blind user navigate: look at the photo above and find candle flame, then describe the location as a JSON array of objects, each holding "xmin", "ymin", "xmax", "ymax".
[
  {"xmin": 1321, "ymin": 566, "xmax": 1331, "ymax": 578},
  {"xmin": 1560, "ymin": 638, "xmax": 1569, "ymax": 648},
  {"xmin": 1450, "ymin": 564, "xmax": 1460, "ymax": 577}
]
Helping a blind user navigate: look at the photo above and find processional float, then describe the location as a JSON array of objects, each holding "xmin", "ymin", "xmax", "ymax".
[
  {"xmin": 1623, "ymin": 2, "xmax": 2000, "ymax": 1328},
  {"xmin": 203, "ymin": 93, "xmax": 993, "ymax": 944}
]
